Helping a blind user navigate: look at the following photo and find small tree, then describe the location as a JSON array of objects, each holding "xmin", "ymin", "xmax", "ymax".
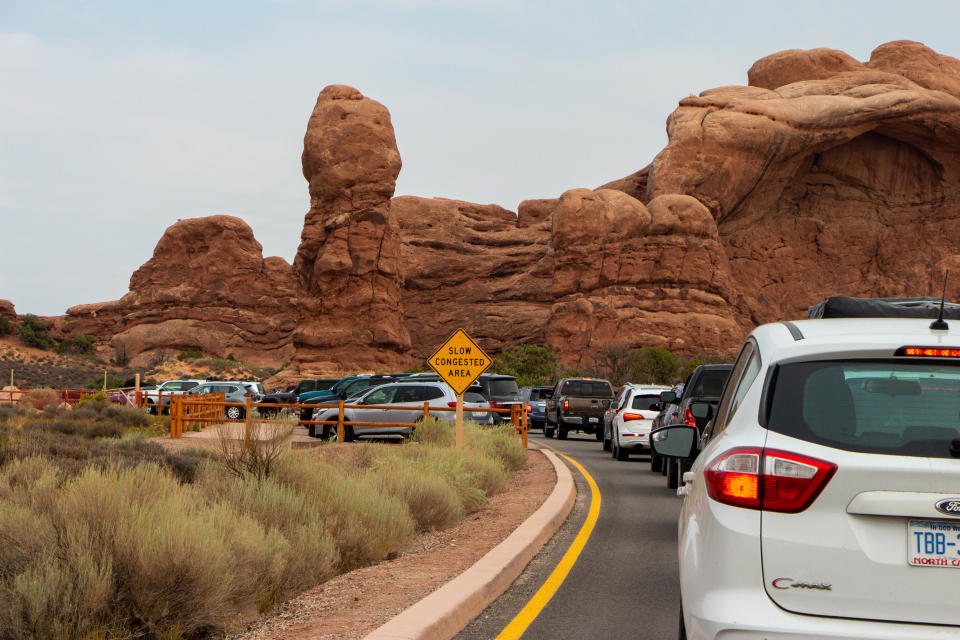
[
  {"xmin": 56, "ymin": 334, "xmax": 96, "ymax": 355},
  {"xmin": 492, "ymin": 344, "xmax": 561, "ymax": 387},
  {"xmin": 631, "ymin": 347, "xmax": 681, "ymax": 384},
  {"xmin": 15, "ymin": 314, "xmax": 55, "ymax": 350},
  {"xmin": 589, "ymin": 345, "xmax": 641, "ymax": 386},
  {"xmin": 0, "ymin": 316, "xmax": 10, "ymax": 337}
]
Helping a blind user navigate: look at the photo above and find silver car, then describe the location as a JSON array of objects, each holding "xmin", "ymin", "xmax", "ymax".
[
  {"xmin": 311, "ymin": 381, "xmax": 490, "ymax": 440},
  {"xmin": 187, "ymin": 381, "xmax": 256, "ymax": 419}
]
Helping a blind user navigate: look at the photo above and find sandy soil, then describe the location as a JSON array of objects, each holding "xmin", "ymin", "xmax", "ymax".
[{"xmin": 230, "ymin": 448, "xmax": 555, "ymax": 640}]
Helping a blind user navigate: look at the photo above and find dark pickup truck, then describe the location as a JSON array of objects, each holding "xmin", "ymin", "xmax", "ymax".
[
  {"xmin": 258, "ymin": 378, "xmax": 340, "ymax": 416},
  {"xmin": 545, "ymin": 378, "xmax": 615, "ymax": 440},
  {"xmin": 652, "ymin": 364, "xmax": 732, "ymax": 489}
]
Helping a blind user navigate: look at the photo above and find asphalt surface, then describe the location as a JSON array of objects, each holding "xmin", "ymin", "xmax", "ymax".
[{"xmin": 455, "ymin": 431, "xmax": 683, "ymax": 640}]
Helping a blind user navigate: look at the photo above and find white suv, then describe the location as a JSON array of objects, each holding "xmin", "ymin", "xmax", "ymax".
[
  {"xmin": 653, "ymin": 314, "xmax": 960, "ymax": 639},
  {"xmin": 605, "ymin": 384, "xmax": 670, "ymax": 461}
]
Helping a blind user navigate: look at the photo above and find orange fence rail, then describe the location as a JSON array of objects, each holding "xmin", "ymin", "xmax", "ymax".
[{"xmin": 168, "ymin": 396, "xmax": 529, "ymax": 447}]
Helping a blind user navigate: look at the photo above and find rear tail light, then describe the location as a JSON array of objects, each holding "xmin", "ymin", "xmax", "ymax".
[
  {"xmin": 525, "ymin": 403, "xmax": 532, "ymax": 413},
  {"xmin": 683, "ymin": 407, "xmax": 696, "ymax": 426},
  {"xmin": 447, "ymin": 402, "xmax": 457, "ymax": 408},
  {"xmin": 490, "ymin": 401, "xmax": 503, "ymax": 408},
  {"xmin": 244, "ymin": 391, "xmax": 255, "ymax": 397},
  {"xmin": 622, "ymin": 412, "xmax": 643, "ymax": 421},
  {"xmin": 563, "ymin": 400, "xmax": 569, "ymax": 412},
  {"xmin": 704, "ymin": 447, "xmax": 836, "ymax": 513}
]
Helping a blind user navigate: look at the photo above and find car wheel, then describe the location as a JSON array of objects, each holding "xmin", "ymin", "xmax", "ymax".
[
  {"xmin": 615, "ymin": 439, "xmax": 629, "ymax": 461},
  {"xmin": 557, "ymin": 424, "xmax": 569, "ymax": 440},
  {"xmin": 225, "ymin": 405, "xmax": 243, "ymax": 420},
  {"xmin": 307, "ymin": 424, "xmax": 316, "ymax": 438},
  {"xmin": 667, "ymin": 458, "xmax": 679, "ymax": 489},
  {"xmin": 343, "ymin": 426, "xmax": 355, "ymax": 443},
  {"xmin": 321, "ymin": 424, "xmax": 334, "ymax": 440},
  {"xmin": 651, "ymin": 452, "xmax": 663, "ymax": 473},
  {"xmin": 610, "ymin": 438, "xmax": 618, "ymax": 459},
  {"xmin": 602, "ymin": 433, "xmax": 611, "ymax": 452},
  {"xmin": 260, "ymin": 405, "xmax": 277, "ymax": 419},
  {"xmin": 544, "ymin": 425, "xmax": 555, "ymax": 438},
  {"xmin": 594, "ymin": 427, "xmax": 603, "ymax": 441}
]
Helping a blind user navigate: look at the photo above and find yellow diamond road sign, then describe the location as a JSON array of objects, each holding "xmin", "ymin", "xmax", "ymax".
[{"xmin": 428, "ymin": 329, "xmax": 493, "ymax": 396}]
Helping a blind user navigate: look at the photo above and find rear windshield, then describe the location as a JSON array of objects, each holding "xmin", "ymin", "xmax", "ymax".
[
  {"xmin": 631, "ymin": 394, "xmax": 661, "ymax": 411},
  {"xmin": 689, "ymin": 370, "xmax": 729, "ymax": 397},
  {"xmin": 464, "ymin": 391, "xmax": 487, "ymax": 403},
  {"xmin": 528, "ymin": 388, "xmax": 553, "ymax": 401},
  {"xmin": 489, "ymin": 379, "xmax": 520, "ymax": 396},
  {"xmin": 767, "ymin": 360, "xmax": 960, "ymax": 458},
  {"xmin": 563, "ymin": 381, "xmax": 613, "ymax": 397}
]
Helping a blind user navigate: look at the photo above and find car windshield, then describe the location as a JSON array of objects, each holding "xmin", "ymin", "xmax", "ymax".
[
  {"xmin": 768, "ymin": 360, "xmax": 960, "ymax": 458},
  {"xmin": 489, "ymin": 379, "xmax": 519, "ymax": 396},
  {"xmin": 631, "ymin": 394, "xmax": 661, "ymax": 411},
  {"xmin": 563, "ymin": 381, "xmax": 613, "ymax": 397},
  {"xmin": 689, "ymin": 370, "xmax": 729, "ymax": 397}
]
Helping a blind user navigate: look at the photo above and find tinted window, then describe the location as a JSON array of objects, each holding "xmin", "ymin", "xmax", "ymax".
[
  {"xmin": 690, "ymin": 370, "xmax": 729, "ymax": 397},
  {"xmin": 767, "ymin": 360, "xmax": 960, "ymax": 458},
  {"xmin": 631, "ymin": 394, "xmax": 662, "ymax": 411},
  {"xmin": 562, "ymin": 381, "xmax": 614, "ymax": 398},
  {"xmin": 363, "ymin": 387, "xmax": 396, "ymax": 405},
  {"xmin": 464, "ymin": 391, "xmax": 487, "ymax": 403},
  {"xmin": 489, "ymin": 379, "xmax": 520, "ymax": 396},
  {"xmin": 529, "ymin": 388, "xmax": 553, "ymax": 401},
  {"xmin": 420, "ymin": 386, "xmax": 445, "ymax": 401}
]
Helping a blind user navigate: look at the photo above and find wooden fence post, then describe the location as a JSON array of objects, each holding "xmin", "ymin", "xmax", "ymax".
[
  {"xmin": 521, "ymin": 404, "xmax": 528, "ymax": 449},
  {"xmin": 337, "ymin": 397, "xmax": 345, "ymax": 443},
  {"xmin": 423, "ymin": 401, "xmax": 430, "ymax": 424},
  {"xmin": 244, "ymin": 396, "xmax": 252, "ymax": 445}
]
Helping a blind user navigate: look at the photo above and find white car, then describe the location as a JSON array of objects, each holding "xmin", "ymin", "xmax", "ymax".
[
  {"xmin": 653, "ymin": 313, "xmax": 960, "ymax": 639},
  {"xmin": 608, "ymin": 384, "xmax": 670, "ymax": 461},
  {"xmin": 311, "ymin": 381, "xmax": 490, "ymax": 440}
]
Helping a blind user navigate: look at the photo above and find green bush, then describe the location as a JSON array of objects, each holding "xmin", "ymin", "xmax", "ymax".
[
  {"xmin": 56, "ymin": 335, "xmax": 96, "ymax": 356},
  {"xmin": 86, "ymin": 374, "xmax": 125, "ymax": 390},
  {"xmin": 492, "ymin": 344, "xmax": 560, "ymax": 387},
  {"xmin": 15, "ymin": 315, "xmax": 55, "ymax": 350},
  {"xmin": 177, "ymin": 349, "xmax": 203, "ymax": 361},
  {"xmin": 0, "ymin": 316, "xmax": 10, "ymax": 337},
  {"xmin": 631, "ymin": 347, "xmax": 681, "ymax": 384}
]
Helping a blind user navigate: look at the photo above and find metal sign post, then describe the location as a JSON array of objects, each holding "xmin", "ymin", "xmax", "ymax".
[{"xmin": 456, "ymin": 392, "xmax": 464, "ymax": 448}]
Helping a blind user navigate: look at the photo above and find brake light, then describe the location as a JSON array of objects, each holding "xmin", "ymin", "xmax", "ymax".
[
  {"xmin": 563, "ymin": 400, "xmax": 569, "ymax": 412},
  {"xmin": 490, "ymin": 401, "xmax": 503, "ymax": 408},
  {"xmin": 683, "ymin": 407, "xmax": 696, "ymax": 426},
  {"xmin": 244, "ymin": 391, "xmax": 255, "ymax": 397},
  {"xmin": 704, "ymin": 447, "xmax": 836, "ymax": 513},
  {"xmin": 622, "ymin": 412, "xmax": 643, "ymax": 421},
  {"xmin": 447, "ymin": 402, "xmax": 457, "ymax": 407},
  {"xmin": 525, "ymin": 403, "xmax": 532, "ymax": 413}
]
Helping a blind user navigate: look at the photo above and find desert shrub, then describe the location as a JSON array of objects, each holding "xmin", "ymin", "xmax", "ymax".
[
  {"xmin": 22, "ymin": 417, "xmax": 125, "ymax": 440},
  {"xmin": 18, "ymin": 389, "xmax": 58, "ymax": 411},
  {"xmin": 466, "ymin": 423, "xmax": 528, "ymax": 473},
  {"xmin": 69, "ymin": 399, "xmax": 150, "ymax": 428},
  {"xmin": 272, "ymin": 453, "xmax": 416, "ymax": 571},
  {"xmin": 86, "ymin": 374, "xmax": 125, "ymax": 390},
  {"xmin": 0, "ymin": 404, "xmax": 30, "ymax": 425},
  {"xmin": 369, "ymin": 456, "xmax": 464, "ymax": 531},
  {"xmin": 56, "ymin": 335, "xmax": 96, "ymax": 356},
  {"xmin": 412, "ymin": 415, "xmax": 456, "ymax": 447},
  {"xmin": 217, "ymin": 417, "xmax": 295, "ymax": 481},
  {"xmin": 0, "ymin": 316, "xmax": 10, "ymax": 337},
  {"xmin": 177, "ymin": 349, "xmax": 203, "ymax": 361},
  {"xmin": 15, "ymin": 315, "xmax": 55, "ymax": 350},
  {"xmin": 196, "ymin": 357, "xmax": 241, "ymax": 373}
]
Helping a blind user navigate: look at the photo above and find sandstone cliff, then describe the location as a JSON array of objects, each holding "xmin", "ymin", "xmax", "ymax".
[{"xmin": 51, "ymin": 41, "xmax": 960, "ymax": 373}]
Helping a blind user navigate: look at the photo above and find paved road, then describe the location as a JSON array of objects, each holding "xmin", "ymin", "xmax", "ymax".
[{"xmin": 456, "ymin": 431, "xmax": 683, "ymax": 640}]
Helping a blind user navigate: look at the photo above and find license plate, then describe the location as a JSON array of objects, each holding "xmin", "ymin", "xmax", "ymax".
[
  {"xmin": 589, "ymin": 417, "xmax": 598, "ymax": 423},
  {"xmin": 908, "ymin": 519, "xmax": 960, "ymax": 568}
]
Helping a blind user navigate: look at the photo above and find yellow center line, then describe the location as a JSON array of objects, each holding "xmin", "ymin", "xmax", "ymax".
[{"xmin": 494, "ymin": 443, "xmax": 601, "ymax": 640}]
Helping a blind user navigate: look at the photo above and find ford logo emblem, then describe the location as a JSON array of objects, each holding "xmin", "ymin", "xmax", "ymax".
[{"xmin": 935, "ymin": 499, "xmax": 960, "ymax": 516}]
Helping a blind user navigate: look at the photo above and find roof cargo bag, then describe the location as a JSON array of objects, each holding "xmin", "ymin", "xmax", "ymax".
[{"xmin": 808, "ymin": 296, "xmax": 960, "ymax": 320}]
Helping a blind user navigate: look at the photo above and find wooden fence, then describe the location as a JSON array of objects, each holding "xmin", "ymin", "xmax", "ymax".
[{"xmin": 169, "ymin": 395, "xmax": 529, "ymax": 447}]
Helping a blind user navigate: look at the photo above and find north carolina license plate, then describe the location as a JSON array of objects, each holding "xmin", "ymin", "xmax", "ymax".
[{"xmin": 908, "ymin": 519, "xmax": 960, "ymax": 568}]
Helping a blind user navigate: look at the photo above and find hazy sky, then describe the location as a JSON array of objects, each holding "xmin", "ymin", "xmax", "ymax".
[{"xmin": 3, "ymin": 1, "xmax": 960, "ymax": 315}]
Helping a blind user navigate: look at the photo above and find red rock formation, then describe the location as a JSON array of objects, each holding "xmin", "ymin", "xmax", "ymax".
[
  {"xmin": 63, "ymin": 216, "xmax": 303, "ymax": 366},
  {"xmin": 291, "ymin": 85, "xmax": 410, "ymax": 372},
  {"xmin": 46, "ymin": 42, "xmax": 960, "ymax": 372},
  {"xmin": 0, "ymin": 300, "xmax": 15, "ymax": 325}
]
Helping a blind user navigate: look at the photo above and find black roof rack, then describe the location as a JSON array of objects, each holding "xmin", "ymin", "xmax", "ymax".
[{"xmin": 808, "ymin": 296, "xmax": 960, "ymax": 320}]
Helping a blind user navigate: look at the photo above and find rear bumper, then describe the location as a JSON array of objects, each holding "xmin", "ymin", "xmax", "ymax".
[{"xmin": 691, "ymin": 585, "xmax": 960, "ymax": 639}]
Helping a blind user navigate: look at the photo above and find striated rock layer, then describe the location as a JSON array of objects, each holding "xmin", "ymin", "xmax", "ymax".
[{"xmin": 50, "ymin": 41, "xmax": 960, "ymax": 372}]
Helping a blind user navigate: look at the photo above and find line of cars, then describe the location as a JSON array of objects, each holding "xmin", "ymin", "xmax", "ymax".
[{"xmin": 142, "ymin": 378, "xmax": 266, "ymax": 418}]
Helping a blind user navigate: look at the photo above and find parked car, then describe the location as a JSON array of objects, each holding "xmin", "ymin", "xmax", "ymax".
[
  {"xmin": 607, "ymin": 384, "xmax": 671, "ymax": 460},
  {"xmin": 521, "ymin": 386, "xmax": 553, "ymax": 430},
  {"xmin": 545, "ymin": 378, "xmax": 615, "ymax": 439},
  {"xmin": 260, "ymin": 378, "xmax": 340, "ymax": 413},
  {"xmin": 652, "ymin": 301, "xmax": 960, "ymax": 639},
  {"xmin": 298, "ymin": 375, "xmax": 397, "ymax": 422},
  {"xmin": 656, "ymin": 365, "xmax": 733, "ymax": 488},
  {"xmin": 144, "ymin": 379, "xmax": 206, "ymax": 414},
  {"xmin": 187, "ymin": 381, "xmax": 258, "ymax": 419},
  {"xmin": 310, "ymin": 381, "xmax": 489, "ymax": 440}
]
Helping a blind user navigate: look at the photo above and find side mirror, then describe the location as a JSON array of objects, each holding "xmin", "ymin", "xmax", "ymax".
[
  {"xmin": 689, "ymin": 401, "xmax": 713, "ymax": 429},
  {"xmin": 601, "ymin": 399, "xmax": 611, "ymax": 408},
  {"xmin": 659, "ymin": 390, "xmax": 677, "ymax": 404},
  {"xmin": 650, "ymin": 425, "xmax": 698, "ymax": 459}
]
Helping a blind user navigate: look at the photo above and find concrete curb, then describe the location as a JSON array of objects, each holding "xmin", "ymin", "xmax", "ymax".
[{"xmin": 362, "ymin": 446, "xmax": 575, "ymax": 640}]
